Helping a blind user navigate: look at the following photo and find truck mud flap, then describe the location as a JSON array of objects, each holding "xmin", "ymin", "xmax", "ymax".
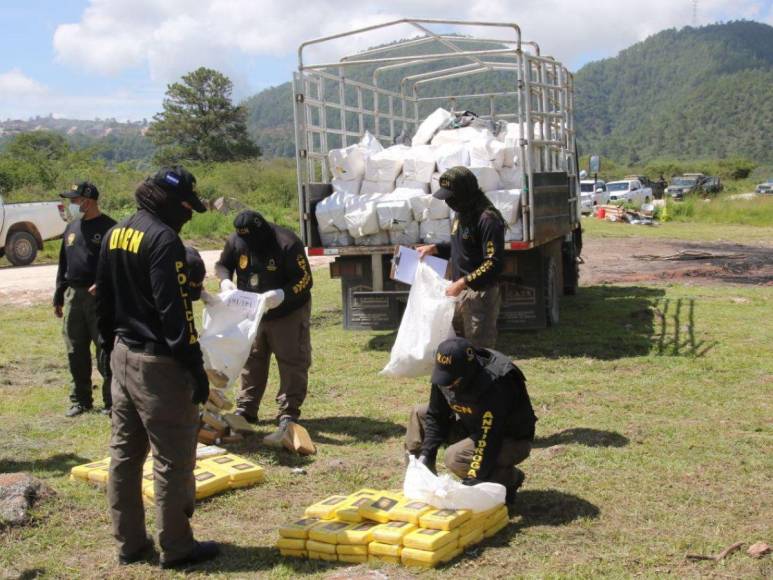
[{"xmin": 498, "ymin": 249, "xmax": 547, "ymax": 330}]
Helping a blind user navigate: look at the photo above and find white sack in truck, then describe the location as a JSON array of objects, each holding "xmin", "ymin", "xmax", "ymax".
[
  {"xmin": 365, "ymin": 145, "xmax": 410, "ymax": 182},
  {"xmin": 360, "ymin": 179, "xmax": 395, "ymax": 195},
  {"xmin": 412, "ymin": 107, "xmax": 453, "ymax": 146},
  {"xmin": 431, "ymin": 126, "xmax": 493, "ymax": 146},
  {"xmin": 389, "ymin": 222, "xmax": 420, "ymax": 245},
  {"xmin": 328, "ymin": 146, "xmax": 368, "ymax": 181},
  {"xmin": 315, "ymin": 191, "xmax": 354, "ymax": 234},
  {"xmin": 433, "ymin": 143, "xmax": 470, "ymax": 173},
  {"xmin": 375, "ymin": 197, "xmax": 414, "ymax": 232},
  {"xmin": 331, "ymin": 178, "xmax": 362, "ymax": 196},
  {"xmin": 320, "ymin": 230, "xmax": 353, "ymax": 247},
  {"xmin": 354, "ymin": 231, "xmax": 390, "ymax": 246},
  {"xmin": 430, "ymin": 171, "xmax": 442, "ymax": 194},
  {"xmin": 396, "ymin": 175, "xmax": 430, "ymax": 193},
  {"xmin": 485, "ymin": 189, "xmax": 521, "ymax": 225},
  {"xmin": 359, "ymin": 130, "xmax": 384, "ymax": 154},
  {"xmin": 420, "ymin": 219, "xmax": 452, "ymax": 244},
  {"xmin": 498, "ymin": 167, "xmax": 523, "ymax": 189},
  {"xmin": 469, "ymin": 166, "xmax": 502, "ymax": 192},
  {"xmin": 505, "ymin": 221, "xmax": 523, "ymax": 242},
  {"xmin": 401, "ymin": 145, "xmax": 437, "ymax": 183},
  {"xmin": 410, "ymin": 194, "xmax": 450, "ymax": 222},
  {"xmin": 467, "ymin": 138, "xmax": 506, "ymax": 170},
  {"xmin": 344, "ymin": 198, "xmax": 381, "ymax": 238}
]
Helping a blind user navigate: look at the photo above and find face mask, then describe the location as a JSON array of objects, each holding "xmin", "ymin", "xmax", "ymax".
[{"xmin": 69, "ymin": 202, "xmax": 84, "ymax": 219}]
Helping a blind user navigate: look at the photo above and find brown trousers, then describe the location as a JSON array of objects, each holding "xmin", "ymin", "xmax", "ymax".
[
  {"xmin": 108, "ymin": 341, "xmax": 199, "ymax": 561},
  {"xmin": 453, "ymin": 284, "xmax": 501, "ymax": 349},
  {"xmin": 405, "ymin": 403, "xmax": 531, "ymax": 488},
  {"xmin": 237, "ymin": 300, "xmax": 311, "ymax": 420}
]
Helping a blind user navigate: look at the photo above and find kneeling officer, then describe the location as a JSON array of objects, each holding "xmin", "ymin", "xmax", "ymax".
[{"xmin": 405, "ymin": 337, "xmax": 536, "ymax": 504}]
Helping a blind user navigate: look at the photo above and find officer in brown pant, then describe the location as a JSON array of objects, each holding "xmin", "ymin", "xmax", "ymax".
[
  {"xmin": 405, "ymin": 337, "xmax": 536, "ymax": 504},
  {"xmin": 215, "ymin": 210, "xmax": 313, "ymax": 446},
  {"xmin": 96, "ymin": 167, "xmax": 218, "ymax": 569}
]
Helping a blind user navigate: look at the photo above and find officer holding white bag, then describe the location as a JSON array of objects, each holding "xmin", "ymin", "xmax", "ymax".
[{"xmin": 214, "ymin": 210, "xmax": 313, "ymax": 446}]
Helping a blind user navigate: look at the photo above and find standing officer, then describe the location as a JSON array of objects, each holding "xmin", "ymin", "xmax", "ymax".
[
  {"xmin": 405, "ymin": 337, "xmax": 536, "ymax": 504},
  {"xmin": 54, "ymin": 181, "xmax": 116, "ymax": 417},
  {"xmin": 417, "ymin": 166, "xmax": 505, "ymax": 348},
  {"xmin": 96, "ymin": 167, "xmax": 219, "ymax": 569},
  {"xmin": 214, "ymin": 210, "xmax": 313, "ymax": 446}
]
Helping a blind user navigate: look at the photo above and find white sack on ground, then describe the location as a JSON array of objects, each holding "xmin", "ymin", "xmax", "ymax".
[
  {"xmin": 431, "ymin": 126, "xmax": 493, "ymax": 146},
  {"xmin": 402, "ymin": 145, "xmax": 437, "ymax": 183},
  {"xmin": 354, "ymin": 231, "xmax": 390, "ymax": 246},
  {"xmin": 505, "ymin": 221, "xmax": 523, "ymax": 242},
  {"xmin": 380, "ymin": 262, "xmax": 456, "ymax": 377},
  {"xmin": 389, "ymin": 221, "xmax": 420, "ymax": 245},
  {"xmin": 365, "ymin": 145, "xmax": 411, "ymax": 182},
  {"xmin": 331, "ymin": 178, "xmax": 362, "ymax": 196},
  {"xmin": 403, "ymin": 455, "xmax": 506, "ymax": 512},
  {"xmin": 315, "ymin": 191, "xmax": 355, "ymax": 234},
  {"xmin": 420, "ymin": 219, "xmax": 452, "ymax": 244},
  {"xmin": 499, "ymin": 167, "xmax": 523, "ymax": 189},
  {"xmin": 200, "ymin": 290, "xmax": 268, "ymax": 389},
  {"xmin": 469, "ymin": 166, "xmax": 502, "ymax": 192},
  {"xmin": 410, "ymin": 194, "xmax": 450, "ymax": 222},
  {"xmin": 433, "ymin": 143, "xmax": 470, "ymax": 173},
  {"xmin": 485, "ymin": 189, "xmax": 521, "ymax": 225},
  {"xmin": 360, "ymin": 179, "xmax": 396, "ymax": 195},
  {"xmin": 320, "ymin": 230, "xmax": 353, "ymax": 246},
  {"xmin": 396, "ymin": 175, "xmax": 431, "ymax": 193},
  {"xmin": 412, "ymin": 107, "xmax": 453, "ymax": 145}
]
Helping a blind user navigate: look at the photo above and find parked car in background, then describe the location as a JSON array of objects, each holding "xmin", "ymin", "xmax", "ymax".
[
  {"xmin": 606, "ymin": 179, "xmax": 652, "ymax": 206},
  {"xmin": 579, "ymin": 179, "xmax": 608, "ymax": 214},
  {"xmin": 755, "ymin": 179, "xmax": 773, "ymax": 194},
  {"xmin": 703, "ymin": 175, "xmax": 723, "ymax": 194},
  {"xmin": 666, "ymin": 173, "xmax": 708, "ymax": 200},
  {"xmin": 0, "ymin": 194, "xmax": 68, "ymax": 266}
]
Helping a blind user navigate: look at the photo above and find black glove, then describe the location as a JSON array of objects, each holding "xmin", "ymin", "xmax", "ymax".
[
  {"xmin": 191, "ymin": 366, "xmax": 210, "ymax": 405},
  {"xmin": 418, "ymin": 454, "xmax": 437, "ymax": 475},
  {"xmin": 462, "ymin": 477, "xmax": 483, "ymax": 486},
  {"xmin": 98, "ymin": 348, "xmax": 112, "ymax": 378}
]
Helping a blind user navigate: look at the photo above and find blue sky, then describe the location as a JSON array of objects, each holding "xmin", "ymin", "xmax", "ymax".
[{"xmin": 1, "ymin": 0, "xmax": 771, "ymax": 121}]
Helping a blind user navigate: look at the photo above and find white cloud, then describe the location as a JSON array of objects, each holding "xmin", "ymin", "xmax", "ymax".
[
  {"xmin": 53, "ymin": 0, "xmax": 770, "ymax": 81},
  {"xmin": 0, "ymin": 69, "xmax": 48, "ymax": 97}
]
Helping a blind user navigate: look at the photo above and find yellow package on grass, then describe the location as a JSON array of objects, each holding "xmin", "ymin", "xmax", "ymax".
[
  {"xmin": 306, "ymin": 540, "xmax": 337, "ymax": 555},
  {"xmin": 459, "ymin": 527, "xmax": 484, "ymax": 549},
  {"xmin": 276, "ymin": 537, "xmax": 306, "ymax": 551},
  {"xmin": 401, "ymin": 541, "xmax": 459, "ymax": 568},
  {"xmin": 336, "ymin": 544, "xmax": 368, "ymax": 556},
  {"xmin": 335, "ymin": 491, "xmax": 379, "ymax": 523},
  {"xmin": 372, "ymin": 520, "xmax": 416, "ymax": 545},
  {"xmin": 202, "ymin": 455, "xmax": 265, "ymax": 488},
  {"xmin": 308, "ymin": 550, "xmax": 337, "ymax": 561},
  {"xmin": 358, "ymin": 493, "xmax": 401, "ymax": 523},
  {"xmin": 484, "ymin": 513, "xmax": 509, "ymax": 538},
  {"xmin": 403, "ymin": 527, "xmax": 459, "ymax": 552},
  {"xmin": 337, "ymin": 521, "xmax": 379, "ymax": 545},
  {"xmin": 308, "ymin": 520, "xmax": 352, "ymax": 543},
  {"xmin": 86, "ymin": 463, "xmax": 110, "ymax": 486},
  {"xmin": 391, "ymin": 499, "xmax": 432, "ymax": 525},
  {"xmin": 419, "ymin": 508, "xmax": 471, "ymax": 531},
  {"xmin": 305, "ymin": 495, "xmax": 350, "ymax": 520},
  {"xmin": 193, "ymin": 466, "xmax": 230, "ymax": 500},
  {"xmin": 279, "ymin": 517, "xmax": 320, "ymax": 539},
  {"xmin": 339, "ymin": 553, "xmax": 368, "ymax": 564},
  {"xmin": 369, "ymin": 541, "xmax": 402, "ymax": 557},
  {"xmin": 70, "ymin": 459, "xmax": 110, "ymax": 482},
  {"xmin": 279, "ymin": 548, "xmax": 306, "ymax": 558}
]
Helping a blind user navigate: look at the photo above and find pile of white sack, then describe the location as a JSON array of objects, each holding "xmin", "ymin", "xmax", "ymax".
[{"xmin": 315, "ymin": 108, "xmax": 525, "ymax": 247}]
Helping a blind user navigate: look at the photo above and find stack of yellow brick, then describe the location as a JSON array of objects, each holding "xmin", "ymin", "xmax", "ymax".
[
  {"xmin": 276, "ymin": 488, "xmax": 509, "ymax": 569},
  {"xmin": 70, "ymin": 445, "xmax": 266, "ymax": 503}
]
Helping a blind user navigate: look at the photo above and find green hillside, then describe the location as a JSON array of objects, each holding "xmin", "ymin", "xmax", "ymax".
[{"xmin": 244, "ymin": 21, "xmax": 773, "ymax": 164}]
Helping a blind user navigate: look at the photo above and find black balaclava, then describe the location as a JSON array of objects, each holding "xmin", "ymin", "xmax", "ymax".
[
  {"xmin": 233, "ymin": 210, "xmax": 274, "ymax": 251},
  {"xmin": 135, "ymin": 179, "xmax": 193, "ymax": 233}
]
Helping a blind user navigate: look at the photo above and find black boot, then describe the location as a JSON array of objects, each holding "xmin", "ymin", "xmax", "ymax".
[
  {"xmin": 506, "ymin": 468, "xmax": 526, "ymax": 505},
  {"xmin": 160, "ymin": 541, "xmax": 220, "ymax": 569}
]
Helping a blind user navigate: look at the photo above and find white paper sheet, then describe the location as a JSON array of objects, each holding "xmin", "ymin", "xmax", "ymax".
[{"xmin": 392, "ymin": 245, "xmax": 449, "ymax": 286}]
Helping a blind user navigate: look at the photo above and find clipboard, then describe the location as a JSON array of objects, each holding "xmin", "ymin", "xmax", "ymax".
[{"xmin": 390, "ymin": 245, "xmax": 449, "ymax": 286}]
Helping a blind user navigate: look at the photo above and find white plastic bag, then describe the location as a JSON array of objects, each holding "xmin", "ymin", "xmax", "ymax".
[
  {"xmin": 433, "ymin": 143, "xmax": 470, "ymax": 173},
  {"xmin": 380, "ymin": 262, "xmax": 456, "ymax": 377},
  {"xmin": 365, "ymin": 145, "xmax": 411, "ymax": 182},
  {"xmin": 315, "ymin": 191, "xmax": 355, "ymax": 234},
  {"xmin": 328, "ymin": 145, "xmax": 368, "ymax": 181},
  {"xmin": 485, "ymin": 189, "xmax": 521, "ymax": 225},
  {"xmin": 403, "ymin": 456, "xmax": 506, "ymax": 512},
  {"xmin": 360, "ymin": 179, "xmax": 395, "ymax": 195},
  {"xmin": 402, "ymin": 145, "xmax": 437, "ymax": 183},
  {"xmin": 410, "ymin": 194, "xmax": 450, "ymax": 222},
  {"xmin": 413, "ymin": 108, "xmax": 453, "ymax": 145},
  {"xmin": 420, "ymin": 219, "xmax": 452, "ymax": 244},
  {"xmin": 389, "ymin": 222, "xmax": 420, "ymax": 245},
  {"xmin": 200, "ymin": 290, "xmax": 268, "ymax": 389}
]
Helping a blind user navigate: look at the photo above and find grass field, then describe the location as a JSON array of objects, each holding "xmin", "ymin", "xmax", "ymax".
[{"xmin": 1, "ymin": 242, "xmax": 771, "ymax": 578}]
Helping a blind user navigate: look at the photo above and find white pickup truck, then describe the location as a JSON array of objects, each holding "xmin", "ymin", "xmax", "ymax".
[
  {"xmin": 605, "ymin": 179, "xmax": 653, "ymax": 207},
  {"xmin": 0, "ymin": 195, "xmax": 68, "ymax": 266}
]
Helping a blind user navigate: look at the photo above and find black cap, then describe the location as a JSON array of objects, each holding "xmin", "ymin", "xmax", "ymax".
[
  {"xmin": 233, "ymin": 210, "xmax": 267, "ymax": 236},
  {"xmin": 185, "ymin": 246, "xmax": 206, "ymax": 301},
  {"xmin": 60, "ymin": 181, "xmax": 99, "ymax": 200},
  {"xmin": 151, "ymin": 166, "xmax": 207, "ymax": 213},
  {"xmin": 433, "ymin": 166, "xmax": 479, "ymax": 201},
  {"xmin": 431, "ymin": 337, "xmax": 478, "ymax": 386}
]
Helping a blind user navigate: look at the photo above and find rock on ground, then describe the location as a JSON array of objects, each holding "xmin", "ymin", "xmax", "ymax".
[{"xmin": 0, "ymin": 472, "xmax": 55, "ymax": 527}]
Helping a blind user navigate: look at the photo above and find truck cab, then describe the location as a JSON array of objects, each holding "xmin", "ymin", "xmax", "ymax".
[{"xmin": 0, "ymin": 194, "xmax": 67, "ymax": 266}]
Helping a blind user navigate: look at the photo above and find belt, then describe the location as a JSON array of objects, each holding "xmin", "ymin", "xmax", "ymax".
[{"xmin": 118, "ymin": 338, "xmax": 172, "ymax": 356}]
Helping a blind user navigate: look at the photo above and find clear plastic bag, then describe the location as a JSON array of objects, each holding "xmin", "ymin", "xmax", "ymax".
[{"xmin": 403, "ymin": 456, "xmax": 505, "ymax": 512}]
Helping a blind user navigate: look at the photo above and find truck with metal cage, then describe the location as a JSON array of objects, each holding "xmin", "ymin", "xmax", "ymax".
[{"xmin": 292, "ymin": 19, "xmax": 582, "ymax": 330}]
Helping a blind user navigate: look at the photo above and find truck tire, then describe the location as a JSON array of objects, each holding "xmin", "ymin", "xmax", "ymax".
[
  {"xmin": 544, "ymin": 255, "xmax": 560, "ymax": 326},
  {"xmin": 5, "ymin": 231, "xmax": 38, "ymax": 266}
]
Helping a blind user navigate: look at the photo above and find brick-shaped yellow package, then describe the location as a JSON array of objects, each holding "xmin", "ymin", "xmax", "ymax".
[
  {"xmin": 458, "ymin": 527, "xmax": 484, "ymax": 549},
  {"xmin": 306, "ymin": 539, "xmax": 338, "ymax": 555},
  {"xmin": 484, "ymin": 513, "xmax": 509, "ymax": 538},
  {"xmin": 86, "ymin": 463, "xmax": 110, "ymax": 486},
  {"xmin": 336, "ymin": 544, "xmax": 368, "ymax": 556},
  {"xmin": 305, "ymin": 495, "xmax": 350, "ymax": 520},
  {"xmin": 276, "ymin": 537, "xmax": 305, "ymax": 551},
  {"xmin": 70, "ymin": 459, "xmax": 109, "ymax": 482},
  {"xmin": 369, "ymin": 541, "xmax": 402, "ymax": 557},
  {"xmin": 308, "ymin": 550, "xmax": 337, "ymax": 561},
  {"xmin": 279, "ymin": 517, "xmax": 320, "ymax": 539},
  {"xmin": 339, "ymin": 553, "xmax": 367, "ymax": 564},
  {"xmin": 201, "ymin": 455, "xmax": 264, "ymax": 488},
  {"xmin": 457, "ymin": 517, "xmax": 485, "ymax": 539},
  {"xmin": 193, "ymin": 466, "xmax": 230, "ymax": 500},
  {"xmin": 419, "ymin": 508, "xmax": 471, "ymax": 531},
  {"xmin": 279, "ymin": 548, "xmax": 306, "ymax": 558},
  {"xmin": 372, "ymin": 520, "xmax": 416, "ymax": 545},
  {"xmin": 337, "ymin": 521, "xmax": 379, "ymax": 545},
  {"xmin": 401, "ymin": 541, "xmax": 459, "ymax": 567},
  {"xmin": 335, "ymin": 491, "xmax": 379, "ymax": 523},
  {"xmin": 391, "ymin": 499, "xmax": 433, "ymax": 525},
  {"xmin": 403, "ymin": 527, "xmax": 459, "ymax": 552},
  {"xmin": 358, "ymin": 493, "xmax": 401, "ymax": 523},
  {"xmin": 308, "ymin": 520, "xmax": 352, "ymax": 544}
]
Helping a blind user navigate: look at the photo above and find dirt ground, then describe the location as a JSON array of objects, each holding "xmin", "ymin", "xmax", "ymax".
[{"xmin": 579, "ymin": 237, "xmax": 772, "ymax": 287}]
